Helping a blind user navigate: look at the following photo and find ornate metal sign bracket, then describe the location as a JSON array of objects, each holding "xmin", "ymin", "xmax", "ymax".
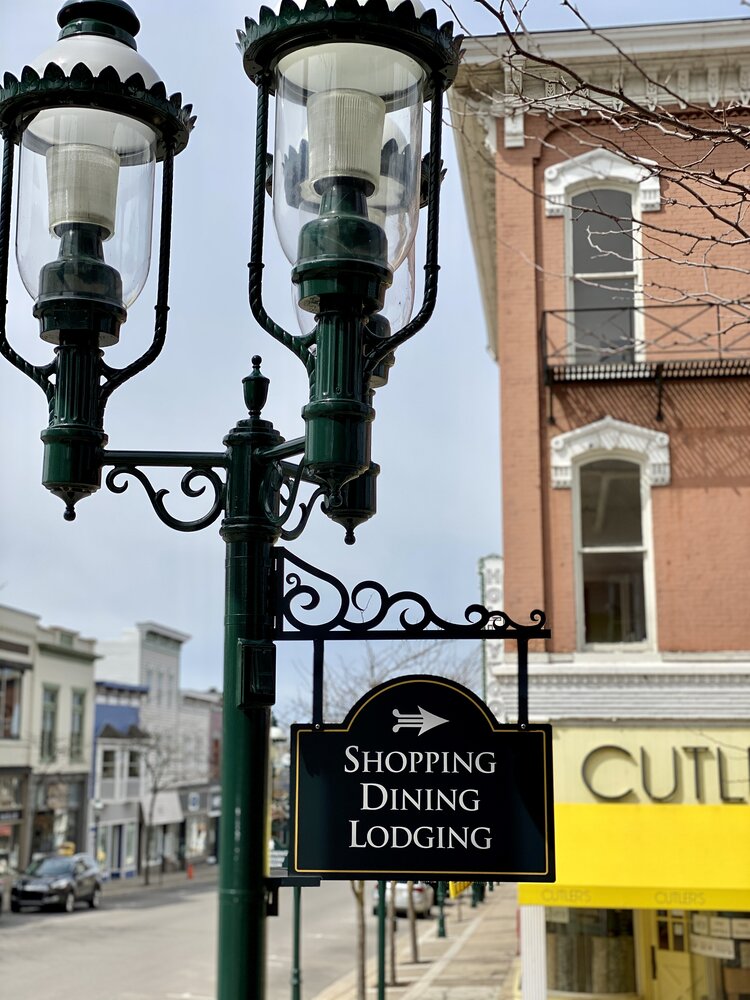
[{"xmin": 273, "ymin": 547, "xmax": 550, "ymax": 726}]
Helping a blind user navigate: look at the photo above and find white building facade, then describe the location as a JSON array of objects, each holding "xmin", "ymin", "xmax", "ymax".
[
  {"xmin": 96, "ymin": 622, "xmax": 217, "ymax": 871},
  {"xmin": 0, "ymin": 605, "xmax": 95, "ymax": 872}
]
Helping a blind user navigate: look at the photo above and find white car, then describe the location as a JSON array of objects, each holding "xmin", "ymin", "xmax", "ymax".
[{"xmin": 372, "ymin": 881, "xmax": 434, "ymax": 917}]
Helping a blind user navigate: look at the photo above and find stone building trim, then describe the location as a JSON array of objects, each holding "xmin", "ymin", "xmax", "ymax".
[
  {"xmin": 551, "ymin": 416, "xmax": 670, "ymax": 488},
  {"xmin": 543, "ymin": 148, "xmax": 662, "ymax": 217},
  {"xmin": 489, "ymin": 661, "xmax": 750, "ymax": 722}
]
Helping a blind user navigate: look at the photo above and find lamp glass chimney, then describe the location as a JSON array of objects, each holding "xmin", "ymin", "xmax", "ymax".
[
  {"xmin": 16, "ymin": 106, "xmax": 156, "ymax": 309},
  {"xmin": 271, "ymin": 40, "xmax": 424, "ymax": 272}
]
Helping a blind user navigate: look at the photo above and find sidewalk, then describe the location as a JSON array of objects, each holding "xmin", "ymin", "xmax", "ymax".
[
  {"xmin": 99, "ymin": 861, "xmax": 218, "ymax": 898},
  {"xmin": 312, "ymin": 883, "xmax": 519, "ymax": 1000}
]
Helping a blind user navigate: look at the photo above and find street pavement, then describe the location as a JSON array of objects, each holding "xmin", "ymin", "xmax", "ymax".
[
  {"xmin": 5, "ymin": 865, "xmax": 517, "ymax": 1000},
  {"xmin": 312, "ymin": 883, "xmax": 519, "ymax": 1000},
  {"xmin": 97, "ymin": 870, "xmax": 521, "ymax": 1000},
  {"xmin": 100, "ymin": 868, "xmax": 521, "ymax": 1000}
]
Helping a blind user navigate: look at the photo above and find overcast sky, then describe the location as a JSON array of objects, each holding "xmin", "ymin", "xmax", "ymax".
[{"xmin": 0, "ymin": 0, "xmax": 746, "ymax": 712}]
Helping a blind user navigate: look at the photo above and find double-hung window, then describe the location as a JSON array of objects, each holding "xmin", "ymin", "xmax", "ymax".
[
  {"xmin": 578, "ymin": 458, "xmax": 647, "ymax": 644},
  {"xmin": 102, "ymin": 748, "xmax": 116, "ymax": 779},
  {"xmin": 571, "ymin": 188, "xmax": 636, "ymax": 364},
  {"xmin": 544, "ymin": 149, "xmax": 660, "ymax": 365},
  {"xmin": 40, "ymin": 686, "xmax": 58, "ymax": 761},
  {"xmin": 551, "ymin": 416, "xmax": 669, "ymax": 651},
  {"xmin": 69, "ymin": 690, "xmax": 85, "ymax": 761}
]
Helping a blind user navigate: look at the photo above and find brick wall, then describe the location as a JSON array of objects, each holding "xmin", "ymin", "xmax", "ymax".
[{"xmin": 494, "ymin": 113, "xmax": 750, "ymax": 652}]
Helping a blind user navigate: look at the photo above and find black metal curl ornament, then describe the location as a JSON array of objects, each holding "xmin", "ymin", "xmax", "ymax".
[
  {"xmin": 274, "ymin": 547, "xmax": 550, "ymax": 642},
  {"xmin": 261, "ymin": 458, "xmax": 327, "ymax": 541},
  {"xmin": 105, "ymin": 465, "xmax": 225, "ymax": 532},
  {"xmin": 279, "ymin": 485, "xmax": 327, "ymax": 542}
]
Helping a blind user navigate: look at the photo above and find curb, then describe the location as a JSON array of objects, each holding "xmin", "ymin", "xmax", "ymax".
[{"xmin": 100, "ymin": 863, "xmax": 219, "ymax": 898}]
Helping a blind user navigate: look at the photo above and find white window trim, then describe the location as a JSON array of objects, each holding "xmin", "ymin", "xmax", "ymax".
[
  {"xmin": 551, "ymin": 417, "xmax": 670, "ymax": 653},
  {"xmin": 544, "ymin": 149, "xmax": 662, "ymax": 218},
  {"xmin": 551, "ymin": 416, "xmax": 670, "ymax": 489}
]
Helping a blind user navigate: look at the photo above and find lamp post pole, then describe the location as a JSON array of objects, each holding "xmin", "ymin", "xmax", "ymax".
[
  {"xmin": 217, "ymin": 364, "xmax": 283, "ymax": 998},
  {"xmin": 0, "ymin": 4, "xmax": 462, "ymax": 999},
  {"xmin": 436, "ymin": 880, "xmax": 447, "ymax": 938}
]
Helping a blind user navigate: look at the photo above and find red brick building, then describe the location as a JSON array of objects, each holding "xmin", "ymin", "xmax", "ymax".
[{"xmin": 452, "ymin": 18, "xmax": 750, "ymax": 1000}]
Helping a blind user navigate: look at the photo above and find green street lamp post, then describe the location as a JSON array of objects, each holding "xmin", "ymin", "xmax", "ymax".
[
  {"xmin": 0, "ymin": 2, "xmax": 461, "ymax": 998},
  {"xmin": 436, "ymin": 879, "xmax": 448, "ymax": 938}
]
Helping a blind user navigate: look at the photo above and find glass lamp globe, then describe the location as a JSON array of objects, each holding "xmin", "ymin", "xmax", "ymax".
[
  {"xmin": 271, "ymin": 0, "xmax": 426, "ymax": 280},
  {"xmin": 14, "ymin": 0, "xmax": 162, "ymax": 345}
]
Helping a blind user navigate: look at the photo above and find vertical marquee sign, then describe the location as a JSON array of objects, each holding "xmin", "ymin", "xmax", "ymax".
[{"xmin": 289, "ymin": 675, "xmax": 555, "ymax": 881}]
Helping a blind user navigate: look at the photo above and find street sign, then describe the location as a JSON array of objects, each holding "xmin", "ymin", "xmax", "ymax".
[{"xmin": 289, "ymin": 675, "xmax": 555, "ymax": 881}]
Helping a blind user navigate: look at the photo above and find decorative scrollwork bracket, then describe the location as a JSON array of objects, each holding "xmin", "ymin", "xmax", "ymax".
[
  {"xmin": 272, "ymin": 548, "xmax": 550, "ymax": 726},
  {"xmin": 261, "ymin": 459, "xmax": 326, "ymax": 542},
  {"xmin": 103, "ymin": 452, "xmax": 227, "ymax": 532}
]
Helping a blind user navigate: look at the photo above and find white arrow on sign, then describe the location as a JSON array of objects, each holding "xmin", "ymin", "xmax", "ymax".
[{"xmin": 392, "ymin": 706, "xmax": 448, "ymax": 736}]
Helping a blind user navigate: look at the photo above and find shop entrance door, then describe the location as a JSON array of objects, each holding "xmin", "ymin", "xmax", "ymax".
[{"xmin": 652, "ymin": 911, "xmax": 692, "ymax": 1000}]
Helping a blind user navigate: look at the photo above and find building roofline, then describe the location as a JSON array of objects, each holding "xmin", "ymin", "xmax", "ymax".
[
  {"xmin": 180, "ymin": 688, "xmax": 222, "ymax": 702},
  {"xmin": 462, "ymin": 17, "xmax": 750, "ymax": 66},
  {"xmin": 96, "ymin": 679, "xmax": 149, "ymax": 693},
  {"xmin": 135, "ymin": 621, "xmax": 191, "ymax": 644},
  {"xmin": 451, "ymin": 16, "xmax": 750, "ymax": 356}
]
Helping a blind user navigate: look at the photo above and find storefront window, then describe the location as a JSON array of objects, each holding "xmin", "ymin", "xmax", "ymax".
[
  {"xmin": 0, "ymin": 822, "xmax": 20, "ymax": 872},
  {"xmin": 689, "ymin": 911, "xmax": 750, "ymax": 1000},
  {"xmin": 546, "ymin": 908, "xmax": 636, "ymax": 994},
  {"xmin": 124, "ymin": 824, "xmax": 137, "ymax": 869},
  {"xmin": 186, "ymin": 817, "xmax": 207, "ymax": 859},
  {"xmin": 96, "ymin": 824, "xmax": 107, "ymax": 868},
  {"xmin": 0, "ymin": 775, "xmax": 21, "ymax": 809}
]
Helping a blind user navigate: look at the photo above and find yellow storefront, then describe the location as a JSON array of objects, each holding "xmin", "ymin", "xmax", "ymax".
[{"xmin": 517, "ymin": 726, "xmax": 750, "ymax": 1000}]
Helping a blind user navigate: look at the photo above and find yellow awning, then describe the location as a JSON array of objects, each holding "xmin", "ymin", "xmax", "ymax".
[{"xmin": 519, "ymin": 803, "xmax": 750, "ymax": 912}]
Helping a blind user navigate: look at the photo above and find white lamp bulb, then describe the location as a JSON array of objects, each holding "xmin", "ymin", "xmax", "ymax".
[
  {"xmin": 307, "ymin": 89, "xmax": 385, "ymax": 193},
  {"xmin": 46, "ymin": 143, "xmax": 120, "ymax": 237}
]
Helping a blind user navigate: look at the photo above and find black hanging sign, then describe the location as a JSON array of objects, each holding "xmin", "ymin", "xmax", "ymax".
[{"xmin": 289, "ymin": 675, "xmax": 555, "ymax": 881}]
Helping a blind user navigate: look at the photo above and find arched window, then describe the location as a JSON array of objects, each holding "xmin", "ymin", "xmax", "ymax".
[
  {"xmin": 544, "ymin": 149, "xmax": 662, "ymax": 366},
  {"xmin": 571, "ymin": 188, "xmax": 636, "ymax": 364},
  {"xmin": 578, "ymin": 458, "xmax": 645, "ymax": 644},
  {"xmin": 551, "ymin": 416, "xmax": 669, "ymax": 650}
]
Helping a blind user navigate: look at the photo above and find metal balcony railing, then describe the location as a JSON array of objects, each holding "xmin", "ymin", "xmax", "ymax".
[{"xmin": 541, "ymin": 302, "xmax": 750, "ymax": 384}]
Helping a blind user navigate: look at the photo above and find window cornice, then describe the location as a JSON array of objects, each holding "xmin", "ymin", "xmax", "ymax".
[
  {"xmin": 544, "ymin": 148, "xmax": 662, "ymax": 217},
  {"xmin": 551, "ymin": 416, "xmax": 670, "ymax": 488}
]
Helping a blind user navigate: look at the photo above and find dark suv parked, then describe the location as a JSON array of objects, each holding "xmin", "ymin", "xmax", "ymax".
[{"xmin": 11, "ymin": 853, "xmax": 102, "ymax": 913}]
